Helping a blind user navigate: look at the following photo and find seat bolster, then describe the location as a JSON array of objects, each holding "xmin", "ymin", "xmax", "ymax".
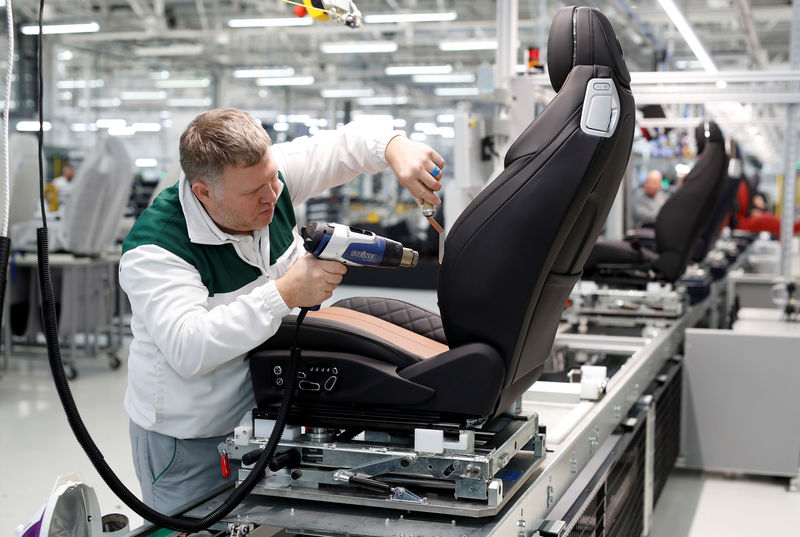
[{"xmin": 398, "ymin": 343, "xmax": 505, "ymax": 418}]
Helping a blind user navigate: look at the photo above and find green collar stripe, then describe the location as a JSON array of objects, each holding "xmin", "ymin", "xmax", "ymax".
[{"xmin": 269, "ymin": 171, "xmax": 296, "ymax": 265}]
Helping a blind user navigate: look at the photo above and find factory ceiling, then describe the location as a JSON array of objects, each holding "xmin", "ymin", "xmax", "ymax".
[{"xmin": 1, "ymin": 0, "xmax": 797, "ymax": 170}]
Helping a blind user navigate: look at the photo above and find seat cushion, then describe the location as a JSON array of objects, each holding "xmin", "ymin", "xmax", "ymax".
[
  {"xmin": 255, "ymin": 306, "xmax": 448, "ymax": 368},
  {"xmin": 586, "ymin": 239, "xmax": 658, "ymax": 268},
  {"xmin": 332, "ymin": 297, "xmax": 446, "ymax": 344}
]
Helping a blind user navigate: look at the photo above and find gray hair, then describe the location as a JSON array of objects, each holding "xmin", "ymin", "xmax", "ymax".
[{"xmin": 179, "ymin": 108, "xmax": 272, "ymax": 196}]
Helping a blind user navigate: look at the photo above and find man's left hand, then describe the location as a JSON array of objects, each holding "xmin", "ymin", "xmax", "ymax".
[{"xmin": 385, "ymin": 136, "xmax": 445, "ymax": 207}]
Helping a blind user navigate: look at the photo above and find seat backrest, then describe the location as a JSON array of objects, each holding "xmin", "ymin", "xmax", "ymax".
[
  {"xmin": 62, "ymin": 136, "xmax": 134, "ymax": 255},
  {"xmin": 437, "ymin": 6, "xmax": 635, "ymax": 416},
  {"xmin": 653, "ymin": 121, "xmax": 728, "ymax": 280},
  {"xmin": 692, "ymin": 139, "xmax": 743, "ymax": 261}
]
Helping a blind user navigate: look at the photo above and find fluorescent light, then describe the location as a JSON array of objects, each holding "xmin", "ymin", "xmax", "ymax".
[
  {"xmin": 21, "ymin": 22, "xmax": 99, "ymax": 35},
  {"xmin": 434, "ymin": 87, "xmax": 480, "ymax": 96},
  {"xmin": 132, "ymin": 123, "xmax": 162, "ymax": 132},
  {"xmin": 413, "ymin": 73, "xmax": 476, "ymax": 84},
  {"xmin": 715, "ymin": 80, "xmax": 728, "ymax": 89},
  {"xmin": 167, "ymin": 97, "xmax": 212, "ymax": 107},
  {"xmin": 96, "ymin": 119, "xmax": 126, "ymax": 129},
  {"xmin": 320, "ymin": 41, "xmax": 398, "ymax": 54},
  {"xmin": 155, "ymin": 78, "xmax": 210, "ymax": 88},
  {"xmin": 385, "ymin": 64, "xmax": 452, "ymax": 76},
  {"xmin": 234, "ymin": 67, "xmax": 295, "ymax": 78},
  {"xmin": 657, "ymin": 0, "xmax": 717, "ymax": 73},
  {"xmin": 59, "ymin": 91, "xmax": 72, "ymax": 100},
  {"xmin": 57, "ymin": 79, "xmax": 104, "ymax": 89},
  {"xmin": 439, "ymin": 40, "xmax": 497, "ymax": 52},
  {"xmin": 273, "ymin": 122, "xmax": 290, "ymax": 132},
  {"xmin": 134, "ymin": 44, "xmax": 204, "ymax": 57},
  {"xmin": 78, "ymin": 98, "xmax": 121, "ymax": 108},
  {"xmin": 321, "ymin": 88, "xmax": 375, "ymax": 99},
  {"xmin": 410, "ymin": 132, "xmax": 426, "ymax": 142},
  {"xmin": 228, "ymin": 17, "xmax": 312, "ymax": 28},
  {"xmin": 149, "ymin": 70, "xmax": 170, "ymax": 80},
  {"xmin": 357, "ymin": 96, "xmax": 409, "ymax": 106},
  {"xmin": 16, "ymin": 121, "xmax": 51, "ymax": 131},
  {"xmin": 121, "ymin": 91, "xmax": 167, "ymax": 100},
  {"xmin": 393, "ymin": 119, "xmax": 407, "ymax": 128},
  {"xmin": 364, "ymin": 12, "xmax": 457, "ymax": 24},
  {"xmin": 414, "ymin": 122, "xmax": 437, "ymax": 133},
  {"xmin": 108, "ymin": 126, "xmax": 136, "ymax": 136},
  {"xmin": 437, "ymin": 114, "xmax": 455, "ymax": 123},
  {"xmin": 57, "ymin": 50, "xmax": 73, "ymax": 61},
  {"xmin": 70, "ymin": 123, "xmax": 98, "ymax": 132},
  {"xmin": 256, "ymin": 76, "xmax": 315, "ymax": 86},
  {"xmin": 135, "ymin": 158, "xmax": 158, "ymax": 167}
]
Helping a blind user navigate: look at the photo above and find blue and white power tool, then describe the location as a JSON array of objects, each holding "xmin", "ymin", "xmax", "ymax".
[{"xmin": 301, "ymin": 222, "xmax": 418, "ymax": 268}]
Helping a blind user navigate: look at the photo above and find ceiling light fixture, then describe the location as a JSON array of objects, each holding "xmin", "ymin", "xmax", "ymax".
[
  {"xmin": 256, "ymin": 76, "xmax": 315, "ymax": 86},
  {"xmin": 385, "ymin": 65, "xmax": 452, "ymax": 76},
  {"xmin": 135, "ymin": 158, "xmax": 158, "ymax": 167},
  {"xmin": 234, "ymin": 67, "xmax": 295, "ymax": 78},
  {"xmin": 132, "ymin": 123, "xmax": 162, "ymax": 132},
  {"xmin": 439, "ymin": 40, "xmax": 497, "ymax": 52},
  {"xmin": 120, "ymin": 91, "xmax": 167, "ymax": 100},
  {"xmin": 413, "ymin": 73, "xmax": 476, "ymax": 84},
  {"xmin": 155, "ymin": 78, "xmax": 210, "ymax": 88},
  {"xmin": 357, "ymin": 96, "xmax": 409, "ymax": 106},
  {"xmin": 168, "ymin": 97, "xmax": 213, "ymax": 107},
  {"xmin": 321, "ymin": 88, "xmax": 375, "ymax": 98},
  {"xmin": 134, "ymin": 44, "xmax": 204, "ymax": 57},
  {"xmin": 320, "ymin": 41, "xmax": 398, "ymax": 54},
  {"xmin": 21, "ymin": 22, "xmax": 99, "ymax": 35},
  {"xmin": 434, "ymin": 87, "xmax": 480, "ymax": 96},
  {"xmin": 17, "ymin": 120, "xmax": 51, "ymax": 131},
  {"xmin": 656, "ymin": 0, "xmax": 717, "ymax": 73},
  {"xmin": 57, "ymin": 79, "xmax": 104, "ymax": 89},
  {"xmin": 364, "ymin": 12, "xmax": 457, "ymax": 24},
  {"xmin": 95, "ymin": 119, "xmax": 126, "ymax": 129},
  {"xmin": 227, "ymin": 17, "xmax": 312, "ymax": 28}
]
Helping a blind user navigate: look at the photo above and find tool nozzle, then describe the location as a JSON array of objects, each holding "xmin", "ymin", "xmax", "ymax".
[{"xmin": 401, "ymin": 248, "xmax": 419, "ymax": 267}]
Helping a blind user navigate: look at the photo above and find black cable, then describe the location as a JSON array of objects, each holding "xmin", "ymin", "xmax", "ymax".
[
  {"xmin": 36, "ymin": 0, "xmax": 45, "ymax": 226},
  {"xmin": 31, "ymin": 1, "xmax": 308, "ymax": 529}
]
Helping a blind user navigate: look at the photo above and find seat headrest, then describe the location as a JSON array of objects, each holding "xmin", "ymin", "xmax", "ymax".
[
  {"xmin": 695, "ymin": 120, "xmax": 724, "ymax": 154},
  {"xmin": 547, "ymin": 6, "xmax": 631, "ymax": 92}
]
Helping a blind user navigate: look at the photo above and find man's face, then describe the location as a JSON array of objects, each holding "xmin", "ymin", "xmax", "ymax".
[
  {"xmin": 198, "ymin": 153, "xmax": 281, "ymax": 234},
  {"xmin": 643, "ymin": 175, "xmax": 661, "ymax": 197}
]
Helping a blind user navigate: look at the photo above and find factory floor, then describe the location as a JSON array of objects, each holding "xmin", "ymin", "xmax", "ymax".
[{"xmin": 1, "ymin": 286, "xmax": 799, "ymax": 536}]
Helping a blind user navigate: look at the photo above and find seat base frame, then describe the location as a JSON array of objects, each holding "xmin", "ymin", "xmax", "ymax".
[{"xmin": 227, "ymin": 411, "xmax": 545, "ymax": 518}]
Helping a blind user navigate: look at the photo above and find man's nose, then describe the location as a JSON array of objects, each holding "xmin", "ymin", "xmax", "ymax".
[{"xmin": 260, "ymin": 186, "xmax": 278, "ymax": 204}]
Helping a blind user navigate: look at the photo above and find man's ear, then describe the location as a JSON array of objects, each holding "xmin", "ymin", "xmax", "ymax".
[{"xmin": 191, "ymin": 181, "xmax": 212, "ymax": 204}]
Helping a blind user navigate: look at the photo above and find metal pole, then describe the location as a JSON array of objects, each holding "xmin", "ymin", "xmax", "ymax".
[{"xmin": 780, "ymin": 1, "xmax": 800, "ymax": 278}]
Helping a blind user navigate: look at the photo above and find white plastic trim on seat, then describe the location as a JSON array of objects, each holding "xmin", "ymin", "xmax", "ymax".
[{"xmin": 580, "ymin": 77, "xmax": 620, "ymax": 138}]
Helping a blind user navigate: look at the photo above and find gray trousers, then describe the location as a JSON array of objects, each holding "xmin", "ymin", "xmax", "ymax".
[{"xmin": 129, "ymin": 420, "xmax": 239, "ymax": 513}]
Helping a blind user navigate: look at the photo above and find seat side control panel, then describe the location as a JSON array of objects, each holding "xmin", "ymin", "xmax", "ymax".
[{"xmin": 272, "ymin": 361, "xmax": 339, "ymax": 392}]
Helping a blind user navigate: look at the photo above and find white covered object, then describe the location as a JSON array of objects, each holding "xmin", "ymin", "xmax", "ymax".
[{"xmin": 61, "ymin": 136, "xmax": 133, "ymax": 255}]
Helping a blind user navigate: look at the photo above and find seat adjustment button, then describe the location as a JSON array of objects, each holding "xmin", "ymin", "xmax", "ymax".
[
  {"xmin": 298, "ymin": 380, "xmax": 320, "ymax": 391},
  {"xmin": 324, "ymin": 376, "xmax": 337, "ymax": 391}
]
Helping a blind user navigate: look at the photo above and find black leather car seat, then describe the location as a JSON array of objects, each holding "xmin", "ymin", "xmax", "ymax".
[
  {"xmin": 248, "ymin": 6, "xmax": 636, "ymax": 430},
  {"xmin": 691, "ymin": 139, "xmax": 744, "ymax": 262},
  {"xmin": 583, "ymin": 120, "xmax": 728, "ymax": 286}
]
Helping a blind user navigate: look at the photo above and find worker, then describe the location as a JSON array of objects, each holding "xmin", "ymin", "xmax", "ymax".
[
  {"xmin": 52, "ymin": 164, "xmax": 75, "ymax": 210},
  {"xmin": 119, "ymin": 108, "xmax": 445, "ymax": 512},
  {"xmin": 632, "ymin": 169, "xmax": 669, "ymax": 227}
]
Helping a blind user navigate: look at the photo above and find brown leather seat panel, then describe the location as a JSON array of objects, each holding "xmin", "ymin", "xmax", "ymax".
[{"xmin": 308, "ymin": 307, "xmax": 449, "ymax": 359}]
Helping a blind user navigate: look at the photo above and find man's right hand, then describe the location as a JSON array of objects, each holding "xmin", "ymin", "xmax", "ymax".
[{"xmin": 275, "ymin": 254, "xmax": 347, "ymax": 309}]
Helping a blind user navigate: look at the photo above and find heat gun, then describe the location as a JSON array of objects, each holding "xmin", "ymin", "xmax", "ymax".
[{"xmin": 301, "ymin": 222, "xmax": 418, "ymax": 267}]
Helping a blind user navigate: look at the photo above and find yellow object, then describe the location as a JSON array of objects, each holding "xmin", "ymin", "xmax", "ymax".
[
  {"xmin": 44, "ymin": 183, "xmax": 59, "ymax": 212},
  {"xmin": 366, "ymin": 212, "xmax": 380, "ymax": 223},
  {"xmin": 303, "ymin": 0, "xmax": 331, "ymax": 21}
]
